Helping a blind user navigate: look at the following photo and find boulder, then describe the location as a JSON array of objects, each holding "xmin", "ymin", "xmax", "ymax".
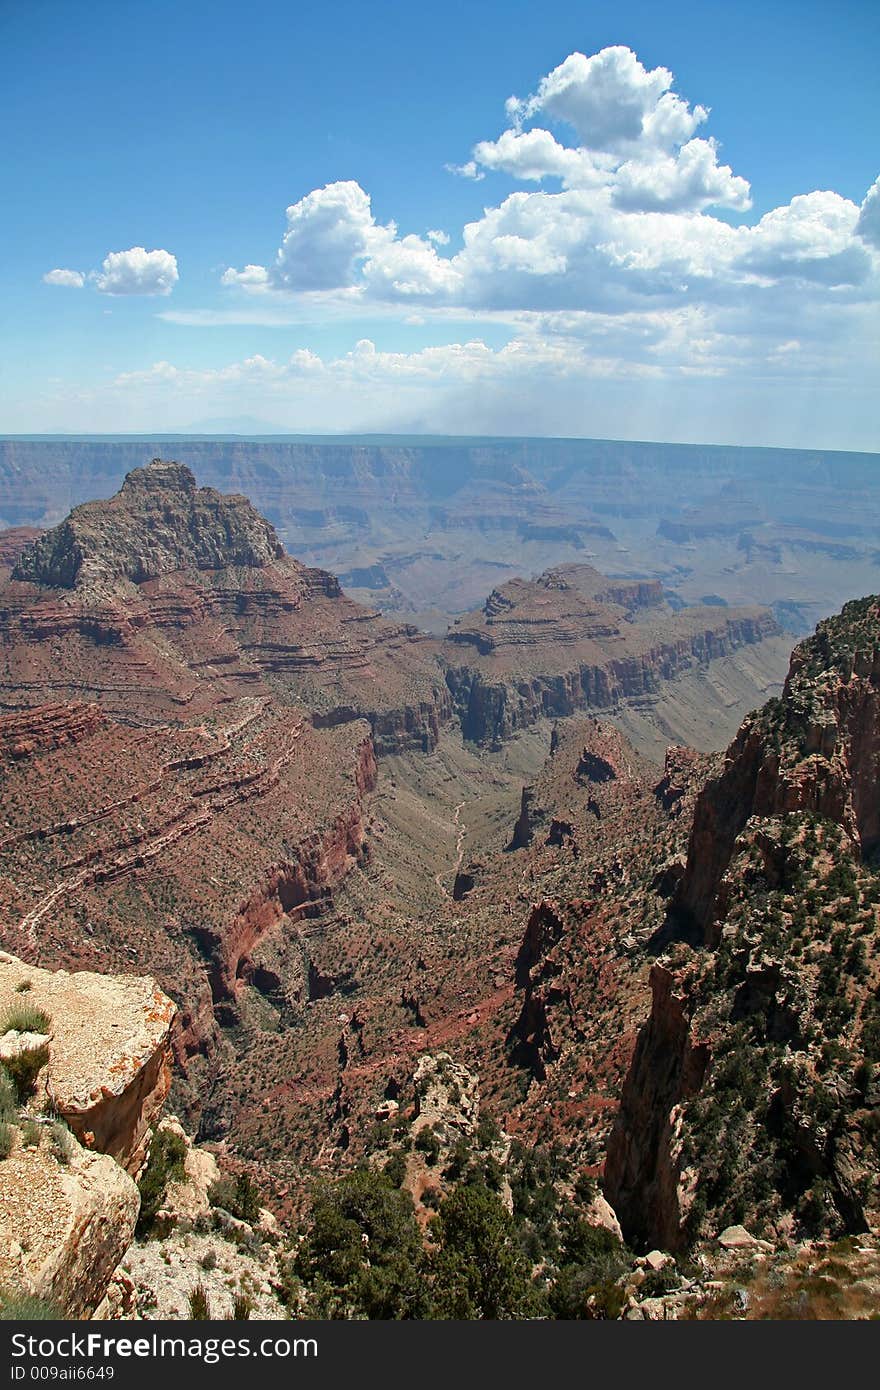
[
  {"xmin": 0, "ymin": 1129, "xmax": 139, "ymax": 1319},
  {"xmin": 153, "ymin": 1116, "xmax": 220, "ymax": 1226},
  {"xmin": 644, "ymin": 1249, "xmax": 674, "ymax": 1271},
  {"xmin": 717, "ymin": 1224, "xmax": 760, "ymax": 1250}
]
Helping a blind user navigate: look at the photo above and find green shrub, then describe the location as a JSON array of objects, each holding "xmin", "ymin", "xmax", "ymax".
[
  {"xmin": 137, "ymin": 1128, "xmax": 187, "ymax": 1234},
  {"xmin": 208, "ymin": 1172, "xmax": 262, "ymax": 1224},
  {"xmin": 0, "ymin": 1122, "xmax": 13, "ymax": 1160},
  {"xmin": 21, "ymin": 1120, "xmax": 42, "ymax": 1148},
  {"xmin": 442, "ymin": 1137, "xmax": 472, "ymax": 1182},
  {"xmin": 0, "ymin": 1289, "xmax": 62, "ymax": 1320},
  {"xmin": 0, "ymin": 1071, "xmax": 15, "ymax": 1123},
  {"xmin": 383, "ymin": 1150, "xmax": 407, "ymax": 1188},
  {"xmin": 414, "ymin": 1126, "xmax": 441, "ymax": 1166},
  {"xmin": 476, "ymin": 1114, "xmax": 502, "ymax": 1148},
  {"xmin": 1, "ymin": 1044, "xmax": 49, "ymax": 1102},
  {"xmin": 429, "ymin": 1183, "xmax": 544, "ymax": 1319},
  {"xmin": 0, "ymin": 1004, "xmax": 51, "ymax": 1035},
  {"xmin": 295, "ymin": 1168, "xmax": 427, "ymax": 1319}
]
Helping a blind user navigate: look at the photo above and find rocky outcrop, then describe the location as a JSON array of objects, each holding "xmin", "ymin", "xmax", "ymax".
[
  {"xmin": 443, "ymin": 572, "xmax": 778, "ymax": 746},
  {"xmin": 604, "ymin": 965, "xmax": 710, "ymax": 1251},
  {"xmin": 509, "ymin": 787, "xmax": 536, "ymax": 849},
  {"xmin": 0, "ymin": 702, "xmax": 105, "ymax": 762},
  {"xmin": 0, "ymin": 526, "xmax": 42, "ymax": 569},
  {"xmin": 0, "ymin": 952, "xmax": 176, "ymax": 1174},
  {"xmin": 0, "ymin": 1130, "xmax": 140, "ymax": 1319},
  {"xmin": 12, "ymin": 460, "xmax": 285, "ymax": 590},
  {"xmin": 508, "ymin": 901, "xmax": 568, "ymax": 1080},
  {"xmin": 412, "ymin": 1052, "xmax": 480, "ymax": 1140},
  {"xmin": 205, "ymin": 790, "xmax": 375, "ymax": 1002},
  {"xmin": 0, "ymin": 462, "xmax": 452, "ymax": 757},
  {"xmin": 0, "ymin": 952, "xmax": 178, "ymax": 1317},
  {"xmin": 605, "ymin": 596, "xmax": 880, "ymax": 1253},
  {"xmin": 677, "ymin": 595, "xmax": 880, "ymax": 939},
  {"xmin": 150, "ymin": 1116, "xmax": 220, "ymax": 1228}
]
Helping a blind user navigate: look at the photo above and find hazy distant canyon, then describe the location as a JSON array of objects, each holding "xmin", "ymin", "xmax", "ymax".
[{"xmin": 2, "ymin": 435, "xmax": 878, "ymax": 641}]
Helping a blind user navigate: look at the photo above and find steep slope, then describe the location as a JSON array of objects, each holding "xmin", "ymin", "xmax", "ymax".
[
  {"xmin": 0, "ymin": 460, "xmax": 792, "ymax": 1198},
  {"xmin": 605, "ymin": 597, "xmax": 880, "ymax": 1251},
  {"xmin": 676, "ymin": 596, "xmax": 880, "ymax": 938},
  {"xmin": 198, "ymin": 713, "xmax": 713, "ymax": 1189}
]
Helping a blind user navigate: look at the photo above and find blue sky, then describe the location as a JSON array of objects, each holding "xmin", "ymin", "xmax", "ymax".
[{"xmin": 2, "ymin": 0, "xmax": 878, "ymax": 447}]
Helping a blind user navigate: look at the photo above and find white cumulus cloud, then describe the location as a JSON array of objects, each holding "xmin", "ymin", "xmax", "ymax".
[
  {"xmin": 269, "ymin": 181, "xmax": 385, "ymax": 291},
  {"xmin": 460, "ymin": 46, "xmax": 748, "ymax": 216},
  {"xmin": 856, "ymin": 176, "xmax": 880, "ymax": 249},
  {"xmin": 612, "ymin": 138, "xmax": 751, "ymax": 212},
  {"xmin": 507, "ymin": 46, "xmax": 707, "ymax": 155},
  {"xmin": 224, "ymin": 180, "xmax": 459, "ymax": 300},
  {"xmin": 738, "ymin": 191, "xmax": 871, "ymax": 285},
  {"xmin": 92, "ymin": 246, "xmax": 179, "ymax": 296},
  {"xmin": 221, "ymin": 263, "xmax": 270, "ymax": 289},
  {"xmin": 43, "ymin": 267, "xmax": 85, "ymax": 288},
  {"xmin": 202, "ymin": 44, "xmax": 877, "ymax": 427}
]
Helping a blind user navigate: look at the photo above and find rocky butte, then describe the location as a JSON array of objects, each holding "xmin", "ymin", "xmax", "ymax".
[{"xmin": 4, "ymin": 458, "xmax": 450, "ymax": 752}]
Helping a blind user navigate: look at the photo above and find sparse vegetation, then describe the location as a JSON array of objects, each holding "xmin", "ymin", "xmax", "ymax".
[
  {"xmin": 0, "ymin": 1003, "xmax": 51, "ymax": 1035},
  {"xmin": 229, "ymin": 1291, "xmax": 254, "ymax": 1320},
  {"xmin": 136, "ymin": 1127, "xmax": 187, "ymax": 1234},
  {"xmin": 208, "ymin": 1172, "xmax": 262, "ymax": 1224},
  {"xmin": 21, "ymin": 1119, "xmax": 42, "ymax": 1148},
  {"xmin": 0, "ymin": 1071, "xmax": 15, "ymax": 1123},
  {"xmin": 49, "ymin": 1120, "xmax": 75, "ymax": 1165},
  {"xmin": 0, "ymin": 1289, "xmax": 63, "ymax": 1320},
  {"xmin": 0, "ymin": 1041, "xmax": 49, "ymax": 1101},
  {"xmin": 187, "ymin": 1281, "xmax": 211, "ymax": 1319}
]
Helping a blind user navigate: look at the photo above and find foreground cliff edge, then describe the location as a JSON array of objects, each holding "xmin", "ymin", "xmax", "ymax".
[{"xmin": 0, "ymin": 951, "xmax": 175, "ymax": 1317}]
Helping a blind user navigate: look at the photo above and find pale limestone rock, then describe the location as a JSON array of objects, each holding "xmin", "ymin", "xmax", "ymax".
[
  {"xmin": 586, "ymin": 1193, "xmax": 623, "ymax": 1240},
  {"xmin": 153, "ymin": 1116, "xmax": 220, "ymax": 1226},
  {"xmin": 0, "ymin": 951, "xmax": 175, "ymax": 1174},
  {"xmin": 412, "ymin": 1051, "xmax": 479, "ymax": 1137},
  {"xmin": 717, "ymin": 1224, "xmax": 760, "ymax": 1250},
  {"xmin": 0, "ymin": 1129, "xmax": 139, "ymax": 1319},
  {"xmin": 0, "ymin": 1030, "xmax": 51, "ymax": 1061},
  {"xmin": 645, "ymin": 1249, "xmax": 674, "ymax": 1271},
  {"xmin": 258, "ymin": 1207, "xmax": 280, "ymax": 1238}
]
